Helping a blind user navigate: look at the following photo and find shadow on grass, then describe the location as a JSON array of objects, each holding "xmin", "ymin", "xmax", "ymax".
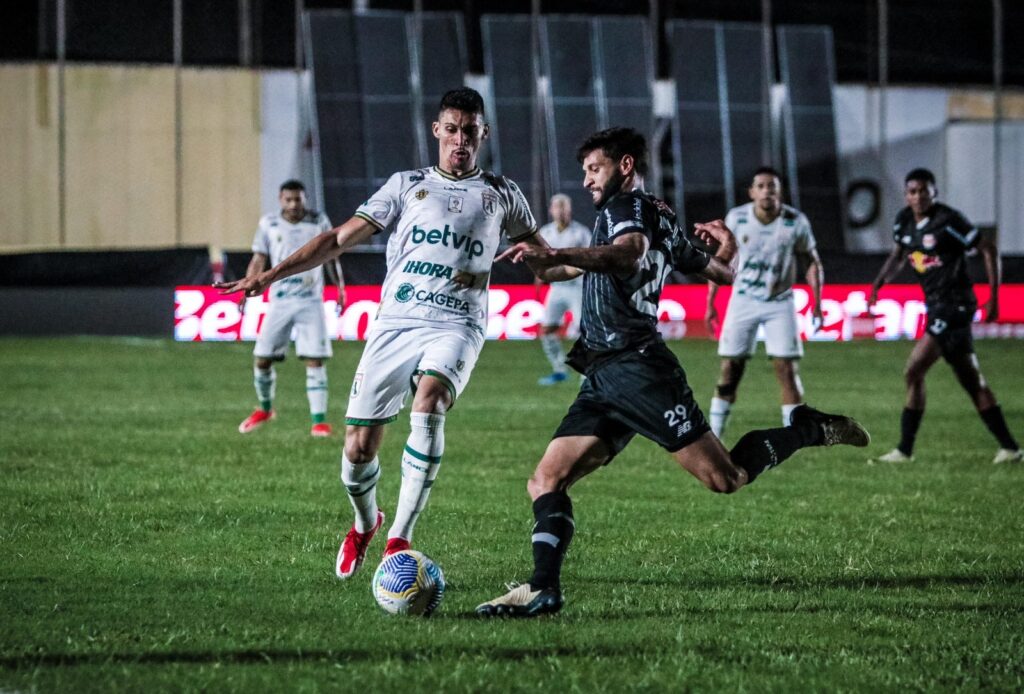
[{"xmin": 579, "ymin": 572, "xmax": 1024, "ymax": 592}]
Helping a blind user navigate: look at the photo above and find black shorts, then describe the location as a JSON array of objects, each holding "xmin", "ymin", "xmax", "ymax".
[
  {"xmin": 552, "ymin": 342, "xmax": 710, "ymax": 457},
  {"xmin": 925, "ymin": 305, "xmax": 974, "ymax": 361}
]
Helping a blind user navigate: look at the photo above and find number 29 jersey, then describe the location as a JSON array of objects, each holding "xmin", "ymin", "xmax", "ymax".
[{"xmin": 355, "ymin": 166, "xmax": 537, "ymax": 335}]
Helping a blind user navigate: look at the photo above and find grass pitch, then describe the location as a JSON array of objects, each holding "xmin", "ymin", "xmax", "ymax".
[{"xmin": 1, "ymin": 336, "xmax": 1022, "ymax": 692}]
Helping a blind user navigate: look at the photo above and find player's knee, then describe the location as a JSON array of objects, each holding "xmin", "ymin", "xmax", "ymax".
[
  {"xmin": 704, "ymin": 469, "xmax": 743, "ymax": 494},
  {"xmin": 343, "ymin": 434, "xmax": 377, "ymax": 463},
  {"xmin": 904, "ymin": 365, "xmax": 924, "ymax": 386},
  {"xmin": 255, "ymin": 358, "xmax": 273, "ymax": 370},
  {"xmin": 528, "ymin": 469, "xmax": 563, "ymax": 498}
]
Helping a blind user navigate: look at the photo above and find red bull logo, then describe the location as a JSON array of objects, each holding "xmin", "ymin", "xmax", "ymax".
[{"xmin": 908, "ymin": 251, "xmax": 942, "ymax": 274}]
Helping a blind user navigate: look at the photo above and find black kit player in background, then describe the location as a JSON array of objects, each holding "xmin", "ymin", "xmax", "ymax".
[
  {"xmin": 476, "ymin": 127, "xmax": 871, "ymax": 618},
  {"xmin": 867, "ymin": 168, "xmax": 1022, "ymax": 465}
]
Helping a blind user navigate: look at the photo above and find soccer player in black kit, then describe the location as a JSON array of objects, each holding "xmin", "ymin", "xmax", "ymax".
[
  {"xmin": 476, "ymin": 127, "xmax": 871, "ymax": 617},
  {"xmin": 868, "ymin": 168, "xmax": 1021, "ymax": 465}
]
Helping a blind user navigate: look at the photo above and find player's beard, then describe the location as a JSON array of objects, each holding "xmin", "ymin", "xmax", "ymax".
[{"xmin": 593, "ymin": 169, "xmax": 626, "ymax": 209}]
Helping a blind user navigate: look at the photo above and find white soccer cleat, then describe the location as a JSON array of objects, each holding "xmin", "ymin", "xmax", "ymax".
[
  {"xmin": 475, "ymin": 582, "xmax": 563, "ymax": 618},
  {"xmin": 870, "ymin": 448, "xmax": 914, "ymax": 464},
  {"xmin": 992, "ymin": 448, "xmax": 1023, "ymax": 464}
]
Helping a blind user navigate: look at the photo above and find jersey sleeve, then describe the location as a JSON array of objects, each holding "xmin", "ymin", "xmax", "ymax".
[
  {"xmin": 795, "ymin": 212, "xmax": 817, "ymax": 253},
  {"xmin": 355, "ymin": 172, "xmax": 403, "ymax": 233},
  {"xmin": 501, "ymin": 178, "xmax": 538, "ymax": 243},
  {"xmin": 251, "ymin": 218, "xmax": 270, "ymax": 255},
  {"xmin": 723, "ymin": 207, "xmax": 740, "ymax": 233},
  {"xmin": 672, "ymin": 229, "xmax": 712, "ymax": 274},
  {"xmin": 604, "ymin": 194, "xmax": 647, "ymax": 241},
  {"xmin": 947, "ymin": 209, "xmax": 980, "ymax": 249},
  {"xmin": 318, "ymin": 212, "xmax": 332, "ymax": 232}
]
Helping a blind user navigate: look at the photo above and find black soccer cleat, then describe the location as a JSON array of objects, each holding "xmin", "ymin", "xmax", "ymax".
[
  {"xmin": 475, "ymin": 582, "xmax": 564, "ymax": 618},
  {"xmin": 791, "ymin": 404, "xmax": 871, "ymax": 447}
]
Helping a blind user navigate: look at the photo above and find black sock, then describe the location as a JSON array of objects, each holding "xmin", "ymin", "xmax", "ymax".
[
  {"xmin": 730, "ymin": 423, "xmax": 818, "ymax": 484},
  {"xmin": 898, "ymin": 408, "xmax": 924, "ymax": 455},
  {"xmin": 979, "ymin": 405, "xmax": 1019, "ymax": 450},
  {"xmin": 528, "ymin": 491, "xmax": 575, "ymax": 591}
]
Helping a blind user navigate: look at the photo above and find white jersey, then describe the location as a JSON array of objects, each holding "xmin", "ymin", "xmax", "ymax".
[
  {"xmin": 252, "ymin": 210, "xmax": 333, "ymax": 301},
  {"xmin": 355, "ymin": 166, "xmax": 537, "ymax": 334},
  {"xmin": 725, "ymin": 202, "xmax": 816, "ymax": 302},
  {"xmin": 538, "ymin": 219, "xmax": 591, "ymax": 288}
]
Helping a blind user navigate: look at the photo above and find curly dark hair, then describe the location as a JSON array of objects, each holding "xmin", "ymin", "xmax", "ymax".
[{"xmin": 576, "ymin": 127, "xmax": 649, "ymax": 177}]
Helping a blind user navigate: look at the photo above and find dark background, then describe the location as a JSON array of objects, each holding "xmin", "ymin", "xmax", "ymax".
[{"xmin": 4, "ymin": 0, "xmax": 1021, "ymax": 86}]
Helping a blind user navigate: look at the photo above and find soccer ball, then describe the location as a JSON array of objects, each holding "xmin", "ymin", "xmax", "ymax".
[{"xmin": 371, "ymin": 550, "xmax": 445, "ymax": 616}]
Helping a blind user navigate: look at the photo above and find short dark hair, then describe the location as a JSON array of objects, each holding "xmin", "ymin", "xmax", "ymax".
[
  {"xmin": 576, "ymin": 127, "xmax": 649, "ymax": 178},
  {"xmin": 905, "ymin": 168, "xmax": 936, "ymax": 186},
  {"xmin": 279, "ymin": 179, "xmax": 305, "ymax": 193},
  {"xmin": 439, "ymin": 87, "xmax": 485, "ymax": 116},
  {"xmin": 752, "ymin": 166, "xmax": 782, "ymax": 183}
]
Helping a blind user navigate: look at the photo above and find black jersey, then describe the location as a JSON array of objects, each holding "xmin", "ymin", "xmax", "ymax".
[
  {"xmin": 893, "ymin": 202, "xmax": 979, "ymax": 310},
  {"xmin": 577, "ymin": 190, "xmax": 710, "ymax": 354}
]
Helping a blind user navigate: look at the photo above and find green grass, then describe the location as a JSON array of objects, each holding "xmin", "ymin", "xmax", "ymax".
[{"xmin": 1, "ymin": 336, "xmax": 1023, "ymax": 692}]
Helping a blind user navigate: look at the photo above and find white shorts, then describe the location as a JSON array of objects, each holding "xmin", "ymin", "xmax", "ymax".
[
  {"xmin": 542, "ymin": 282, "xmax": 583, "ymax": 328},
  {"xmin": 718, "ymin": 294, "xmax": 803, "ymax": 359},
  {"xmin": 254, "ymin": 300, "xmax": 332, "ymax": 361},
  {"xmin": 345, "ymin": 324, "xmax": 485, "ymax": 425}
]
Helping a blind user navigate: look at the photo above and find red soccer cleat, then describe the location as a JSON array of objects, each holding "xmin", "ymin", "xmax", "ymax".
[
  {"xmin": 310, "ymin": 422, "xmax": 333, "ymax": 438},
  {"xmin": 238, "ymin": 409, "xmax": 275, "ymax": 434},
  {"xmin": 335, "ymin": 510, "xmax": 385, "ymax": 579},
  {"xmin": 383, "ymin": 537, "xmax": 411, "ymax": 557}
]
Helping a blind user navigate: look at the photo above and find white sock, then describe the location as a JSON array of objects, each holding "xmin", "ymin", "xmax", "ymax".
[
  {"xmin": 306, "ymin": 365, "xmax": 328, "ymax": 421},
  {"xmin": 389, "ymin": 412, "xmax": 444, "ymax": 542},
  {"xmin": 254, "ymin": 366, "xmax": 276, "ymax": 411},
  {"xmin": 541, "ymin": 334, "xmax": 566, "ymax": 373},
  {"xmin": 341, "ymin": 454, "xmax": 380, "ymax": 533},
  {"xmin": 709, "ymin": 397, "xmax": 731, "ymax": 439},
  {"xmin": 782, "ymin": 403, "xmax": 801, "ymax": 427}
]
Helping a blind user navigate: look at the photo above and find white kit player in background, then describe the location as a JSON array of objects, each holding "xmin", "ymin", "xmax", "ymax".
[
  {"xmin": 215, "ymin": 87, "xmax": 547, "ymax": 578},
  {"xmin": 237, "ymin": 179, "xmax": 343, "ymax": 438},
  {"xmin": 706, "ymin": 167, "xmax": 824, "ymax": 439},
  {"xmin": 535, "ymin": 193, "xmax": 591, "ymax": 385}
]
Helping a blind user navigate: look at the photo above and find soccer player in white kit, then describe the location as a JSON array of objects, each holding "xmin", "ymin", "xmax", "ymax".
[
  {"xmin": 215, "ymin": 88, "xmax": 543, "ymax": 577},
  {"xmin": 238, "ymin": 180, "xmax": 343, "ymax": 438},
  {"xmin": 535, "ymin": 193, "xmax": 591, "ymax": 385},
  {"xmin": 706, "ymin": 167, "xmax": 824, "ymax": 439}
]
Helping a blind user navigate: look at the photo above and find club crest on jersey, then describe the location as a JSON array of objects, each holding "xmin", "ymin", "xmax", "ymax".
[
  {"xmin": 922, "ymin": 233, "xmax": 936, "ymax": 250},
  {"xmin": 395, "ymin": 283, "xmax": 415, "ymax": 302},
  {"xmin": 908, "ymin": 251, "xmax": 942, "ymax": 274},
  {"xmin": 481, "ymin": 192, "xmax": 497, "ymax": 216},
  {"xmin": 448, "ymin": 195, "xmax": 464, "ymax": 213},
  {"xmin": 415, "ymin": 189, "xmax": 428, "ymax": 200}
]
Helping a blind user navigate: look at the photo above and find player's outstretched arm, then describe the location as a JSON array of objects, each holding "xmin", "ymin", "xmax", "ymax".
[
  {"xmin": 497, "ymin": 233, "xmax": 586, "ymax": 282},
  {"xmin": 868, "ymin": 244, "xmax": 906, "ymax": 307},
  {"xmin": 215, "ymin": 216, "xmax": 376, "ymax": 298}
]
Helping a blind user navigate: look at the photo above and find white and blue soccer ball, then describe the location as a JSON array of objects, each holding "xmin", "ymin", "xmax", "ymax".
[{"xmin": 371, "ymin": 550, "xmax": 445, "ymax": 616}]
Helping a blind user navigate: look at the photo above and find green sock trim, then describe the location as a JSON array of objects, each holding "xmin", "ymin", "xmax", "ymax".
[
  {"xmin": 260, "ymin": 401, "xmax": 273, "ymax": 412},
  {"xmin": 311, "ymin": 413, "xmax": 326, "ymax": 424},
  {"xmin": 404, "ymin": 444, "xmax": 441, "ymax": 465}
]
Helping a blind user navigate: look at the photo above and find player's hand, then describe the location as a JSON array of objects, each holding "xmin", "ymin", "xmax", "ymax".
[
  {"xmin": 651, "ymin": 197, "xmax": 675, "ymax": 216},
  {"xmin": 496, "ymin": 242, "xmax": 558, "ymax": 267},
  {"xmin": 983, "ymin": 297, "xmax": 999, "ymax": 323},
  {"xmin": 705, "ymin": 305, "xmax": 719, "ymax": 336},
  {"xmin": 237, "ymin": 295, "xmax": 247, "ymax": 314},
  {"xmin": 693, "ymin": 219, "xmax": 732, "ymax": 248},
  {"xmin": 214, "ymin": 273, "xmax": 270, "ymax": 298},
  {"xmin": 811, "ymin": 304, "xmax": 824, "ymax": 333}
]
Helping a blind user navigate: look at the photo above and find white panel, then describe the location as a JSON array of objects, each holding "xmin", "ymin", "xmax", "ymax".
[
  {"xmin": 998, "ymin": 124, "xmax": 1024, "ymax": 253},
  {"xmin": 946, "ymin": 123, "xmax": 995, "ymax": 227},
  {"xmin": 260, "ymin": 70, "xmax": 317, "ymax": 216}
]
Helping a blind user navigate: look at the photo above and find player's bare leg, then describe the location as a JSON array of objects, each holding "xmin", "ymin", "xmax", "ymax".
[
  {"xmin": 304, "ymin": 357, "xmax": 332, "ymax": 437},
  {"xmin": 386, "ymin": 375, "xmax": 453, "ymax": 554},
  {"xmin": 772, "ymin": 357, "xmax": 805, "ymax": 426},
  {"xmin": 946, "ymin": 351, "xmax": 1021, "ymax": 462},
  {"xmin": 672, "ymin": 432, "xmax": 748, "ymax": 493},
  {"xmin": 336, "ymin": 423, "xmax": 386, "ymax": 579},
  {"xmin": 872, "ymin": 335, "xmax": 940, "ymax": 463},
  {"xmin": 477, "ymin": 436, "xmax": 611, "ymax": 617},
  {"xmin": 709, "ymin": 358, "xmax": 747, "ymax": 439}
]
